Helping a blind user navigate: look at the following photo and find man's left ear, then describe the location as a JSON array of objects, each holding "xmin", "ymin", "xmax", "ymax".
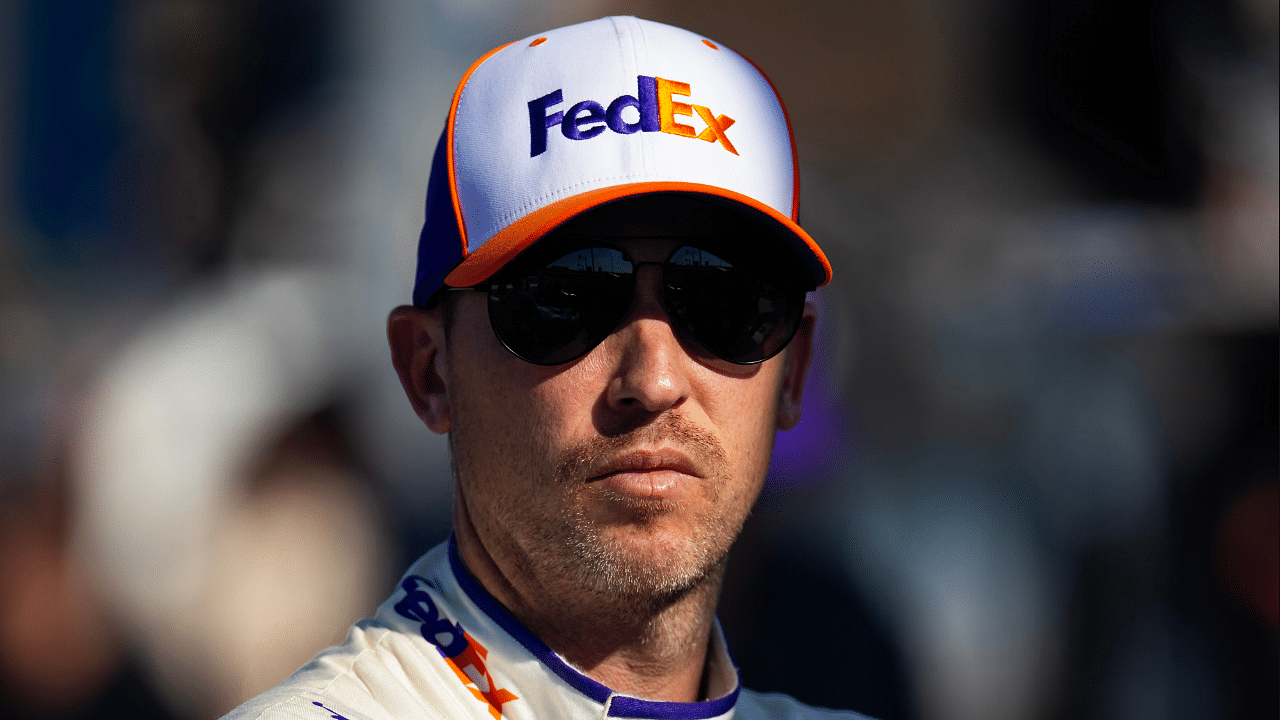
[{"xmin": 776, "ymin": 301, "xmax": 817, "ymax": 431}]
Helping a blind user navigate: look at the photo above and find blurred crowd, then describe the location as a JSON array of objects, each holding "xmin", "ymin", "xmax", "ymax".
[{"xmin": 0, "ymin": 1, "xmax": 1274, "ymax": 719}]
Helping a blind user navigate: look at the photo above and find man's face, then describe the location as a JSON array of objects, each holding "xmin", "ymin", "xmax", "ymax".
[{"xmin": 404, "ymin": 198, "xmax": 814, "ymax": 608}]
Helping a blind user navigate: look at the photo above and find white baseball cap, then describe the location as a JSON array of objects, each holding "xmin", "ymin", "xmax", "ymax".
[{"xmin": 411, "ymin": 15, "xmax": 832, "ymax": 305}]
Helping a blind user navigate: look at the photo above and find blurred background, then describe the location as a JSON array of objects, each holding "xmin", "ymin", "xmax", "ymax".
[{"xmin": 0, "ymin": 0, "xmax": 1274, "ymax": 718}]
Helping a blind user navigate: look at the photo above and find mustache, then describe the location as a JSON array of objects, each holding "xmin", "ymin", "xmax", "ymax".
[{"xmin": 554, "ymin": 414, "xmax": 727, "ymax": 484}]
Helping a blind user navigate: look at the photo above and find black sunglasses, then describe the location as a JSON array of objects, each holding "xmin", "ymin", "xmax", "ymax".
[{"xmin": 450, "ymin": 239, "xmax": 810, "ymax": 366}]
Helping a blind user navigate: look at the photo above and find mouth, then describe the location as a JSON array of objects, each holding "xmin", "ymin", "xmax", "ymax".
[
  {"xmin": 588, "ymin": 448, "xmax": 705, "ymax": 480},
  {"xmin": 586, "ymin": 449, "xmax": 705, "ymax": 500}
]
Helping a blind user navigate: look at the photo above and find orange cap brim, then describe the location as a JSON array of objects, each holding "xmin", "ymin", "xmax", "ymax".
[{"xmin": 442, "ymin": 181, "xmax": 832, "ymax": 289}]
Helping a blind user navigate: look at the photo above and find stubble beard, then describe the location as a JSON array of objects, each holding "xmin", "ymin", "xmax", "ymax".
[
  {"xmin": 537, "ymin": 414, "xmax": 742, "ymax": 614},
  {"xmin": 457, "ymin": 410, "xmax": 749, "ymax": 619}
]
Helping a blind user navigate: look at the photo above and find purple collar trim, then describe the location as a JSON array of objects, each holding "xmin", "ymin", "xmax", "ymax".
[{"xmin": 446, "ymin": 536, "xmax": 740, "ymax": 719}]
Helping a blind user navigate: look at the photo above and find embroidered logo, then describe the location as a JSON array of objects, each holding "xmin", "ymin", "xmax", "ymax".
[
  {"xmin": 394, "ymin": 576, "xmax": 519, "ymax": 719},
  {"xmin": 527, "ymin": 75, "xmax": 738, "ymax": 157},
  {"xmin": 311, "ymin": 701, "xmax": 352, "ymax": 720}
]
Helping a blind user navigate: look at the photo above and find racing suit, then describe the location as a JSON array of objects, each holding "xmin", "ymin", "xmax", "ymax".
[{"xmin": 222, "ymin": 538, "xmax": 873, "ymax": 720}]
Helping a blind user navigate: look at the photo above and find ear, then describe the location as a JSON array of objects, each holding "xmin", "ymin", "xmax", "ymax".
[
  {"xmin": 776, "ymin": 300, "xmax": 817, "ymax": 431},
  {"xmin": 387, "ymin": 305, "xmax": 451, "ymax": 433}
]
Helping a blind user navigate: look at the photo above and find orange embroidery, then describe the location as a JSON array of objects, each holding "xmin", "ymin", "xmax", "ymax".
[
  {"xmin": 443, "ymin": 632, "xmax": 519, "ymax": 719},
  {"xmin": 693, "ymin": 105, "xmax": 737, "ymax": 155},
  {"xmin": 529, "ymin": 37, "xmax": 547, "ymax": 47},
  {"xmin": 701, "ymin": 39, "xmax": 718, "ymax": 49},
  {"xmin": 655, "ymin": 77, "xmax": 697, "ymax": 138}
]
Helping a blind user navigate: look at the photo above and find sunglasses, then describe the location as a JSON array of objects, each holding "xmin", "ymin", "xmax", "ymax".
[{"xmin": 450, "ymin": 239, "xmax": 810, "ymax": 366}]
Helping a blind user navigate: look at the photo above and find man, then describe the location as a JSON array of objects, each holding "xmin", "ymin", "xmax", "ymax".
[{"xmin": 225, "ymin": 16, "xmax": 870, "ymax": 720}]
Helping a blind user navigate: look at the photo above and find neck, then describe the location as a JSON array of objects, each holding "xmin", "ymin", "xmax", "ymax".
[{"xmin": 452, "ymin": 497, "xmax": 724, "ymax": 703}]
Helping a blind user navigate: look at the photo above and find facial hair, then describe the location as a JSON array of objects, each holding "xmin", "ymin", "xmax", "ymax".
[{"xmin": 533, "ymin": 413, "xmax": 740, "ymax": 612}]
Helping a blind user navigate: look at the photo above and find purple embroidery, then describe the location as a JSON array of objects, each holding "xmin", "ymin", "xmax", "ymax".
[{"xmin": 311, "ymin": 701, "xmax": 352, "ymax": 720}]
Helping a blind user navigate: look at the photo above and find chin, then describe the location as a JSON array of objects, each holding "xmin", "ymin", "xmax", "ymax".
[{"xmin": 558, "ymin": 514, "xmax": 734, "ymax": 603}]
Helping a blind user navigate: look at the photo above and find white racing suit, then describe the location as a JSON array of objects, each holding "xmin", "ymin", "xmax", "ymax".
[{"xmin": 223, "ymin": 538, "xmax": 873, "ymax": 720}]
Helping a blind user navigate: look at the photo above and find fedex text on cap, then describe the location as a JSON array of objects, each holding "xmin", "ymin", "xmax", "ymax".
[{"xmin": 527, "ymin": 75, "xmax": 737, "ymax": 157}]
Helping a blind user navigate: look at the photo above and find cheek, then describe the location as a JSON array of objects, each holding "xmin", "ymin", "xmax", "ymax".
[
  {"xmin": 521, "ymin": 349, "xmax": 617, "ymax": 444},
  {"xmin": 470, "ymin": 372, "xmax": 546, "ymax": 453},
  {"xmin": 448, "ymin": 353, "xmax": 547, "ymax": 482},
  {"xmin": 736, "ymin": 412, "xmax": 780, "ymax": 488},
  {"xmin": 701, "ymin": 365, "xmax": 786, "ymax": 489},
  {"xmin": 454, "ymin": 358, "xmax": 594, "ymax": 484}
]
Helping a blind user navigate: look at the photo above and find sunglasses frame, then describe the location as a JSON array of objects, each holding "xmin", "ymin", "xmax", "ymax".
[{"xmin": 444, "ymin": 237, "xmax": 812, "ymax": 367}]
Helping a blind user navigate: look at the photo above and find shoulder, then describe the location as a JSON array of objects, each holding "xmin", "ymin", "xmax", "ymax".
[
  {"xmin": 222, "ymin": 544, "xmax": 466, "ymax": 720},
  {"xmin": 734, "ymin": 688, "xmax": 881, "ymax": 720},
  {"xmin": 223, "ymin": 693, "xmax": 362, "ymax": 720},
  {"xmin": 218, "ymin": 621, "xmax": 386, "ymax": 720},
  {"xmin": 219, "ymin": 618, "xmax": 458, "ymax": 720}
]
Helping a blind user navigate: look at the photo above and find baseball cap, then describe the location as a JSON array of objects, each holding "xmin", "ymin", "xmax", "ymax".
[{"xmin": 411, "ymin": 15, "xmax": 832, "ymax": 306}]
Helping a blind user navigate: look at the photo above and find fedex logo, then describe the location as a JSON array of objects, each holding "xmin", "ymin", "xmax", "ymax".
[
  {"xmin": 311, "ymin": 702, "xmax": 351, "ymax": 720},
  {"xmin": 394, "ymin": 576, "xmax": 518, "ymax": 719},
  {"xmin": 527, "ymin": 75, "xmax": 738, "ymax": 157}
]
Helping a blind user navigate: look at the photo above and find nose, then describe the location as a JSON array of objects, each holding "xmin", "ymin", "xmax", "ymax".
[{"xmin": 603, "ymin": 264, "xmax": 692, "ymax": 419}]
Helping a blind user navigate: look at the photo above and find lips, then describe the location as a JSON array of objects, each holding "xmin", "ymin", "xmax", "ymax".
[
  {"xmin": 586, "ymin": 448, "xmax": 706, "ymax": 483},
  {"xmin": 580, "ymin": 448, "xmax": 709, "ymax": 503}
]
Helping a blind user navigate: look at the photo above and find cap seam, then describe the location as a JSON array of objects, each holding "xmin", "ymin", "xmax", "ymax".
[
  {"xmin": 735, "ymin": 49, "xmax": 800, "ymax": 222},
  {"xmin": 449, "ymin": 41, "xmax": 514, "ymax": 252},
  {"xmin": 631, "ymin": 16, "xmax": 652, "ymax": 177},
  {"xmin": 615, "ymin": 16, "xmax": 643, "ymax": 178}
]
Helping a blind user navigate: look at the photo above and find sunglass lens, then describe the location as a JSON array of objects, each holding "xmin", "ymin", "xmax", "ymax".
[
  {"xmin": 665, "ymin": 246, "xmax": 805, "ymax": 364},
  {"xmin": 488, "ymin": 247, "xmax": 634, "ymax": 365}
]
